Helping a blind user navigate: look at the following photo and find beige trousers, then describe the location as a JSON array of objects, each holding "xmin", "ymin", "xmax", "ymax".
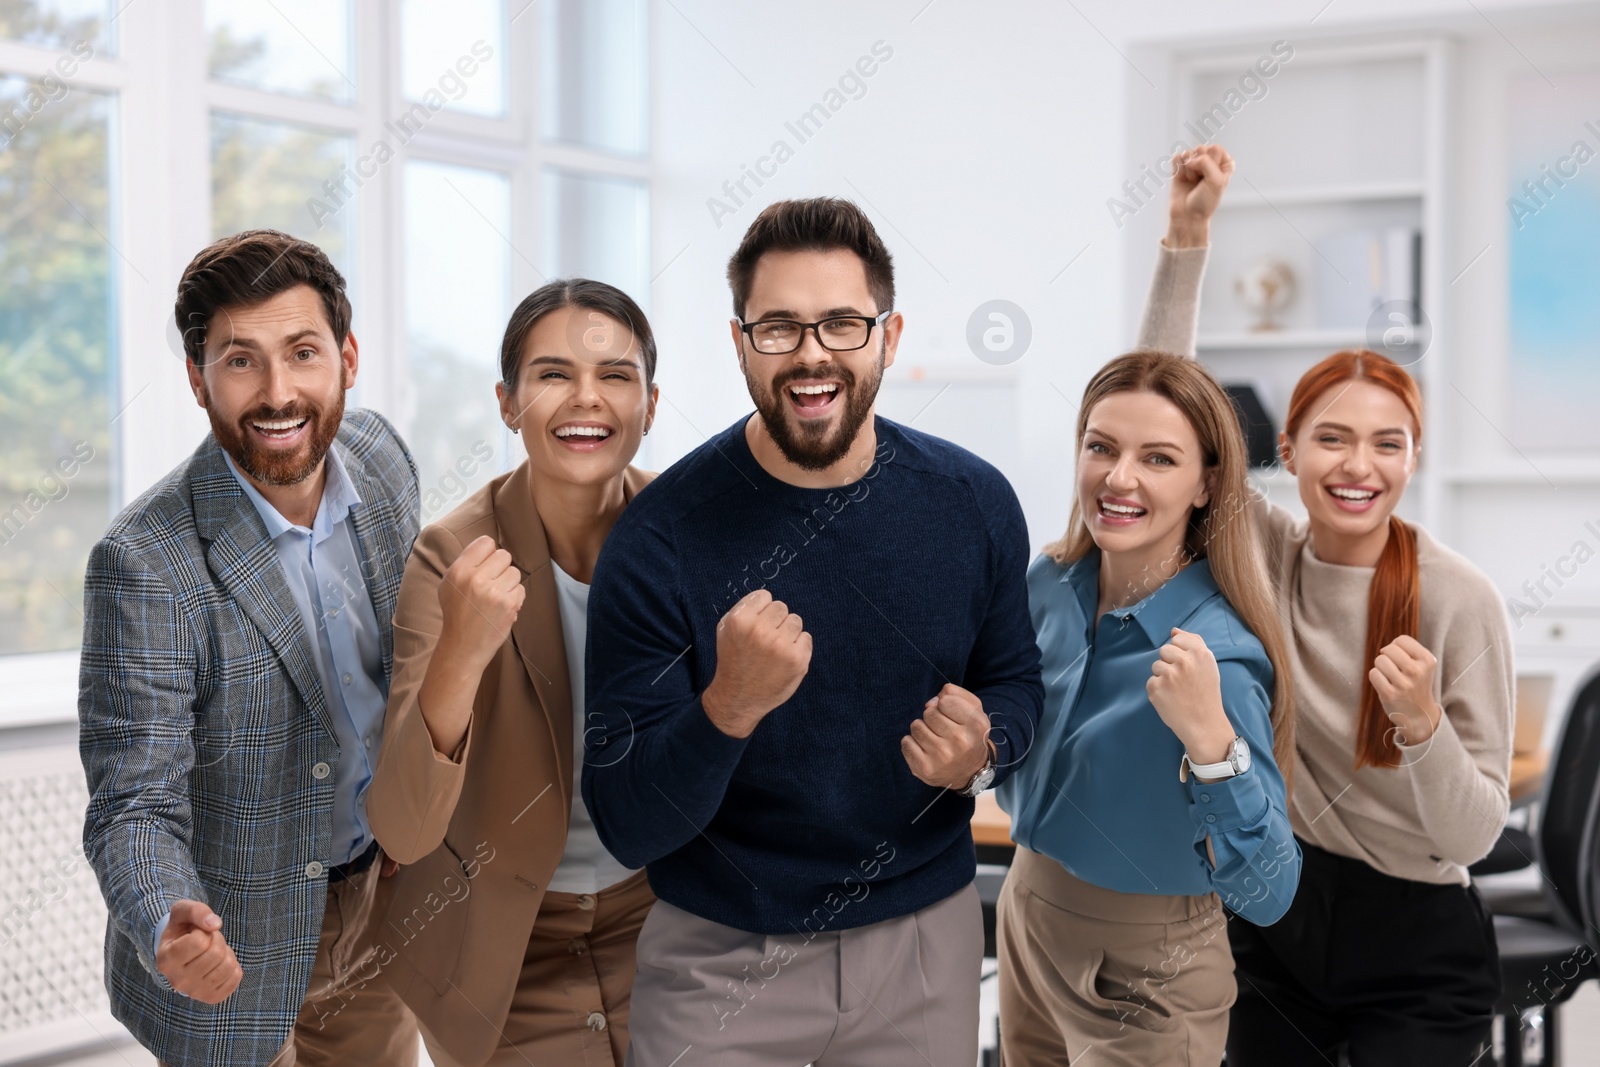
[
  {"xmin": 421, "ymin": 870, "xmax": 655, "ymax": 1067},
  {"xmin": 625, "ymin": 883, "xmax": 984, "ymax": 1067},
  {"xmin": 996, "ymin": 847, "xmax": 1234, "ymax": 1067},
  {"xmin": 268, "ymin": 857, "xmax": 419, "ymax": 1066}
]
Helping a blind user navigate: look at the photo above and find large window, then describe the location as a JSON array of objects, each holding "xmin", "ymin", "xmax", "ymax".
[
  {"xmin": 0, "ymin": 73, "xmax": 113, "ymax": 655},
  {"xmin": 403, "ymin": 160, "xmax": 512, "ymax": 522},
  {"xmin": 210, "ymin": 112, "xmax": 355, "ymax": 271},
  {"xmin": 0, "ymin": 0, "xmax": 115, "ymax": 54},
  {"xmin": 0, "ymin": 0, "xmax": 650, "ymax": 695}
]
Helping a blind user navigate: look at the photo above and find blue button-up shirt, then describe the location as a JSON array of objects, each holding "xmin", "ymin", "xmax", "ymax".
[
  {"xmin": 996, "ymin": 550, "xmax": 1300, "ymax": 925},
  {"xmin": 224, "ymin": 448, "xmax": 388, "ymax": 866},
  {"xmin": 154, "ymin": 447, "xmax": 389, "ymax": 956}
]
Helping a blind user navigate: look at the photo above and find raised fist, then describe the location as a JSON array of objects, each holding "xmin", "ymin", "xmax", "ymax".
[
  {"xmin": 702, "ymin": 589, "xmax": 812, "ymax": 738},
  {"xmin": 902, "ymin": 683, "xmax": 991, "ymax": 790},
  {"xmin": 1147, "ymin": 627, "xmax": 1235, "ymax": 763},
  {"xmin": 1370, "ymin": 634, "xmax": 1442, "ymax": 747},
  {"xmin": 437, "ymin": 534, "xmax": 525, "ymax": 672},
  {"xmin": 1166, "ymin": 143, "xmax": 1235, "ymax": 247}
]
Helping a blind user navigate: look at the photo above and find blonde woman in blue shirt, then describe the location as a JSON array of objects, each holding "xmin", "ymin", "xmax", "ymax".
[{"xmin": 995, "ymin": 348, "xmax": 1299, "ymax": 1066}]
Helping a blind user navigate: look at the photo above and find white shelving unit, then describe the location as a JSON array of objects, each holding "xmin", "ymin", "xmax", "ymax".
[
  {"xmin": 1126, "ymin": 18, "xmax": 1600, "ymax": 798},
  {"xmin": 1170, "ymin": 36, "xmax": 1452, "ymax": 530}
]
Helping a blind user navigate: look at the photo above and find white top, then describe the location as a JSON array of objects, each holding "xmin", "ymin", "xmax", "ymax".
[{"xmin": 548, "ymin": 563, "xmax": 640, "ymax": 894}]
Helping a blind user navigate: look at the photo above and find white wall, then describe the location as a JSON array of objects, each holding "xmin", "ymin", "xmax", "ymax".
[
  {"xmin": 646, "ymin": 0, "xmax": 1131, "ymax": 547},
  {"xmin": 649, "ymin": 0, "xmax": 1600, "ymax": 603}
]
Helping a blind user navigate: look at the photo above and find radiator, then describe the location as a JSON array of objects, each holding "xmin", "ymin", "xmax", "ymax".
[{"xmin": 0, "ymin": 743, "xmax": 130, "ymax": 1064}]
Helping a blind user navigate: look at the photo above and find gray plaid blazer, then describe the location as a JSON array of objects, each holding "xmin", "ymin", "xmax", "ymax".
[{"xmin": 78, "ymin": 409, "xmax": 419, "ymax": 1067}]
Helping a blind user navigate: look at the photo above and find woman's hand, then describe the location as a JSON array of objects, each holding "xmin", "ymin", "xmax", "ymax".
[
  {"xmin": 436, "ymin": 535, "xmax": 526, "ymax": 674},
  {"xmin": 1166, "ymin": 144, "xmax": 1234, "ymax": 248},
  {"xmin": 1369, "ymin": 634, "xmax": 1443, "ymax": 747},
  {"xmin": 418, "ymin": 535, "xmax": 525, "ymax": 757},
  {"xmin": 1147, "ymin": 627, "xmax": 1235, "ymax": 764}
]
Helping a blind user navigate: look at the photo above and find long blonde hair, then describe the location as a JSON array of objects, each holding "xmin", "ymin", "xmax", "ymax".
[{"xmin": 1045, "ymin": 351, "xmax": 1295, "ymax": 790}]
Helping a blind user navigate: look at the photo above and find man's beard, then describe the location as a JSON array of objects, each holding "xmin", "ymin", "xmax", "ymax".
[
  {"xmin": 204, "ymin": 385, "xmax": 344, "ymax": 487},
  {"xmin": 746, "ymin": 348, "xmax": 884, "ymax": 472}
]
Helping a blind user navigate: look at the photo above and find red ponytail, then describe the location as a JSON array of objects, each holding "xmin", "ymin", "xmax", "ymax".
[{"xmin": 1284, "ymin": 351, "xmax": 1422, "ymax": 770}]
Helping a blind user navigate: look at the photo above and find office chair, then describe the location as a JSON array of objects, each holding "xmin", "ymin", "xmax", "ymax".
[{"xmin": 1487, "ymin": 669, "xmax": 1600, "ymax": 1066}]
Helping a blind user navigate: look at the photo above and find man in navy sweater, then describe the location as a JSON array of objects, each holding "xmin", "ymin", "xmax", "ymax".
[{"xmin": 584, "ymin": 197, "xmax": 1043, "ymax": 1066}]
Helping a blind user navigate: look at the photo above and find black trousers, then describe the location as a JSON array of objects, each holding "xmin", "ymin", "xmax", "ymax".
[{"xmin": 1227, "ymin": 838, "xmax": 1501, "ymax": 1066}]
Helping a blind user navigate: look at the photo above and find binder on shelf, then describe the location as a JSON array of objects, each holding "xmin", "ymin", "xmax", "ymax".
[
  {"xmin": 1312, "ymin": 227, "xmax": 1421, "ymax": 331},
  {"xmin": 1222, "ymin": 383, "xmax": 1279, "ymax": 469}
]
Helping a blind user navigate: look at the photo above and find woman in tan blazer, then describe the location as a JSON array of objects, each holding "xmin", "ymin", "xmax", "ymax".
[{"xmin": 367, "ymin": 279, "xmax": 659, "ymax": 1066}]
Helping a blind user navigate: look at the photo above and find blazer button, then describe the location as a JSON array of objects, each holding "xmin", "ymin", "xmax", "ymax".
[
  {"xmin": 577, "ymin": 894, "xmax": 596, "ymax": 912},
  {"xmin": 586, "ymin": 1012, "xmax": 607, "ymax": 1032},
  {"xmin": 306, "ymin": 861, "xmax": 325, "ymax": 878},
  {"xmin": 568, "ymin": 938, "xmax": 587, "ymax": 956},
  {"xmin": 312, "ymin": 762, "xmax": 331, "ymax": 780}
]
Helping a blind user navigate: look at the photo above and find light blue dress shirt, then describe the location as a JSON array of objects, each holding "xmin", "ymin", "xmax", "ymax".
[
  {"xmin": 223, "ymin": 448, "xmax": 387, "ymax": 866},
  {"xmin": 154, "ymin": 447, "xmax": 388, "ymax": 956},
  {"xmin": 996, "ymin": 549, "xmax": 1300, "ymax": 925}
]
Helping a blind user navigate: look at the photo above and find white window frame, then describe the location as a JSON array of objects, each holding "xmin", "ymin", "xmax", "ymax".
[{"xmin": 0, "ymin": 0, "xmax": 652, "ymax": 727}]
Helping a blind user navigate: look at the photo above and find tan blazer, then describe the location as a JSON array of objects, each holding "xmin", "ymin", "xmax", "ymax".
[{"xmin": 367, "ymin": 460, "xmax": 654, "ymax": 1066}]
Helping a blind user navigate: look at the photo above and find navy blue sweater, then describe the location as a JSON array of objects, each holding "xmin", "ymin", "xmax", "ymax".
[{"xmin": 583, "ymin": 416, "xmax": 1043, "ymax": 935}]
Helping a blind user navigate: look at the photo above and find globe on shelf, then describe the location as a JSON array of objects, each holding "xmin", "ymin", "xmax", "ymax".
[{"xmin": 1233, "ymin": 258, "xmax": 1296, "ymax": 332}]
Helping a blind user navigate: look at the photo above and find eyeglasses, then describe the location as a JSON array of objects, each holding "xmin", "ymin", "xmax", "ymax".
[{"xmin": 738, "ymin": 310, "xmax": 892, "ymax": 355}]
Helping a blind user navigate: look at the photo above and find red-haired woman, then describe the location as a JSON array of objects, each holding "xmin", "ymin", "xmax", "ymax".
[
  {"xmin": 1146, "ymin": 144, "xmax": 1511, "ymax": 1062},
  {"xmin": 1151, "ymin": 146, "xmax": 1512, "ymax": 1062}
]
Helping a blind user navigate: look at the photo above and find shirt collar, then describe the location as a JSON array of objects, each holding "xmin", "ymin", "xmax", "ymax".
[
  {"xmin": 223, "ymin": 444, "xmax": 361, "ymax": 543},
  {"xmin": 1062, "ymin": 547, "xmax": 1221, "ymax": 646}
]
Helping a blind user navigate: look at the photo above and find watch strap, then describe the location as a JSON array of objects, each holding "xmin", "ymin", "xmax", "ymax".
[{"xmin": 1180, "ymin": 753, "xmax": 1240, "ymax": 781}]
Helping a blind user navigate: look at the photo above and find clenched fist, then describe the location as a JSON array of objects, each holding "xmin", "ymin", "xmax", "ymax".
[
  {"xmin": 1166, "ymin": 143, "xmax": 1234, "ymax": 248},
  {"xmin": 437, "ymin": 534, "xmax": 525, "ymax": 673},
  {"xmin": 702, "ymin": 589, "xmax": 812, "ymax": 738},
  {"xmin": 1369, "ymin": 634, "xmax": 1442, "ymax": 747},
  {"xmin": 157, "ymin": 899, "xmax": 242, "ymax": 1004},
  {"xmin": 902, "ymin": 683, "xmax": 991, "ymax": 790},
  {"xmin": 1147, "ymin": 627, "xmax": 1236, "ymax": 766}
]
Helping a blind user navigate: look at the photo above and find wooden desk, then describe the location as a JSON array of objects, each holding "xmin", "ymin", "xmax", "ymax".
[
  {"xmin": 1510, "ymin": 749, "xmax": 1550, "ymax": 804},
  {"xmin": 971, "ymin": 792, "xmax": 1014, "ymax": 848}
]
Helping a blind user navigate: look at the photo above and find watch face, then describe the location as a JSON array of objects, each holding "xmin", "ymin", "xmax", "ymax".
[{"xmin": 1230, "ymin": 737, "xmax": 1251, "ymax": 773}]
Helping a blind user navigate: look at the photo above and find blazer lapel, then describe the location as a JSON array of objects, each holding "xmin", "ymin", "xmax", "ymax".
[
  {"xmin": 494, "ymin": 463, "xmax": 574, "ymax": 816},
  {"xmin": 190, "ymin": 438, "xmax": 335, "ymax": 740},
  {"xmin": 493, "ymin": 462, "xmax": 655, "ymax": 817},
  {"xmin": 340, "ymin": 439, "xmax": 405, "ymax": 680}
]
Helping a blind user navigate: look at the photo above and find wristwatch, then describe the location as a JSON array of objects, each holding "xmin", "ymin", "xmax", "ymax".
[
  {"xmin": 1179, "ymin": 736, "xmax": 1251, "ymax": 782},
  {"xmin": 959, "ymin": 744, "xmax": 998, "ymax": 797}
]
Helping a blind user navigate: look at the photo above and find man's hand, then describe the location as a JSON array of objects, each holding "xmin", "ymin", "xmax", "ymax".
[
  {"xmin": 1147, "ymin": 628, "xmax": 1235, "ymax": 765},
  {"xmin": 1166, "ymin": 144, "xmax": 1235, "ymax": 248},
  {"xmin": 702, "ymin": 589, "xmax": 812, "ymax": 738},
  {"xmin": 436, "ymin": 535, "xmax": 525, "ymax": 673},
  {"xmin": 902, "ymin": 683, "xmax": 991, "ymax": 790},
  {"xmin": 156, "ymin": 899, "xmax": 242, "ymax": 1004},
  {"xmin": 1370, "ymin": 634, "xmax": 1442, "ymax": 747}
]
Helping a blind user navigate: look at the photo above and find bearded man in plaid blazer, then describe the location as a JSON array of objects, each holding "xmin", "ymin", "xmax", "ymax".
[{"xmin": 79, "ymin": 231, "xmax": 421, "ymax": 1066}]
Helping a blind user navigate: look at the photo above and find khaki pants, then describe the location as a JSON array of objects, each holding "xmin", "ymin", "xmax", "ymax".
[
  {"xmin": 625, "ymin": 883, "xmax": 984, "ymax": 1067},
  {"xmin": 270, "ymin": 857, "xmax": 419, "ymax": 1066},
  {"xmin": 997, "ymin": 848, "xmax": 1234, "ymax": 1067},
  {"xmin": 422, "ymin": 870, "xmax": 655, "ymax": 1067}
]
